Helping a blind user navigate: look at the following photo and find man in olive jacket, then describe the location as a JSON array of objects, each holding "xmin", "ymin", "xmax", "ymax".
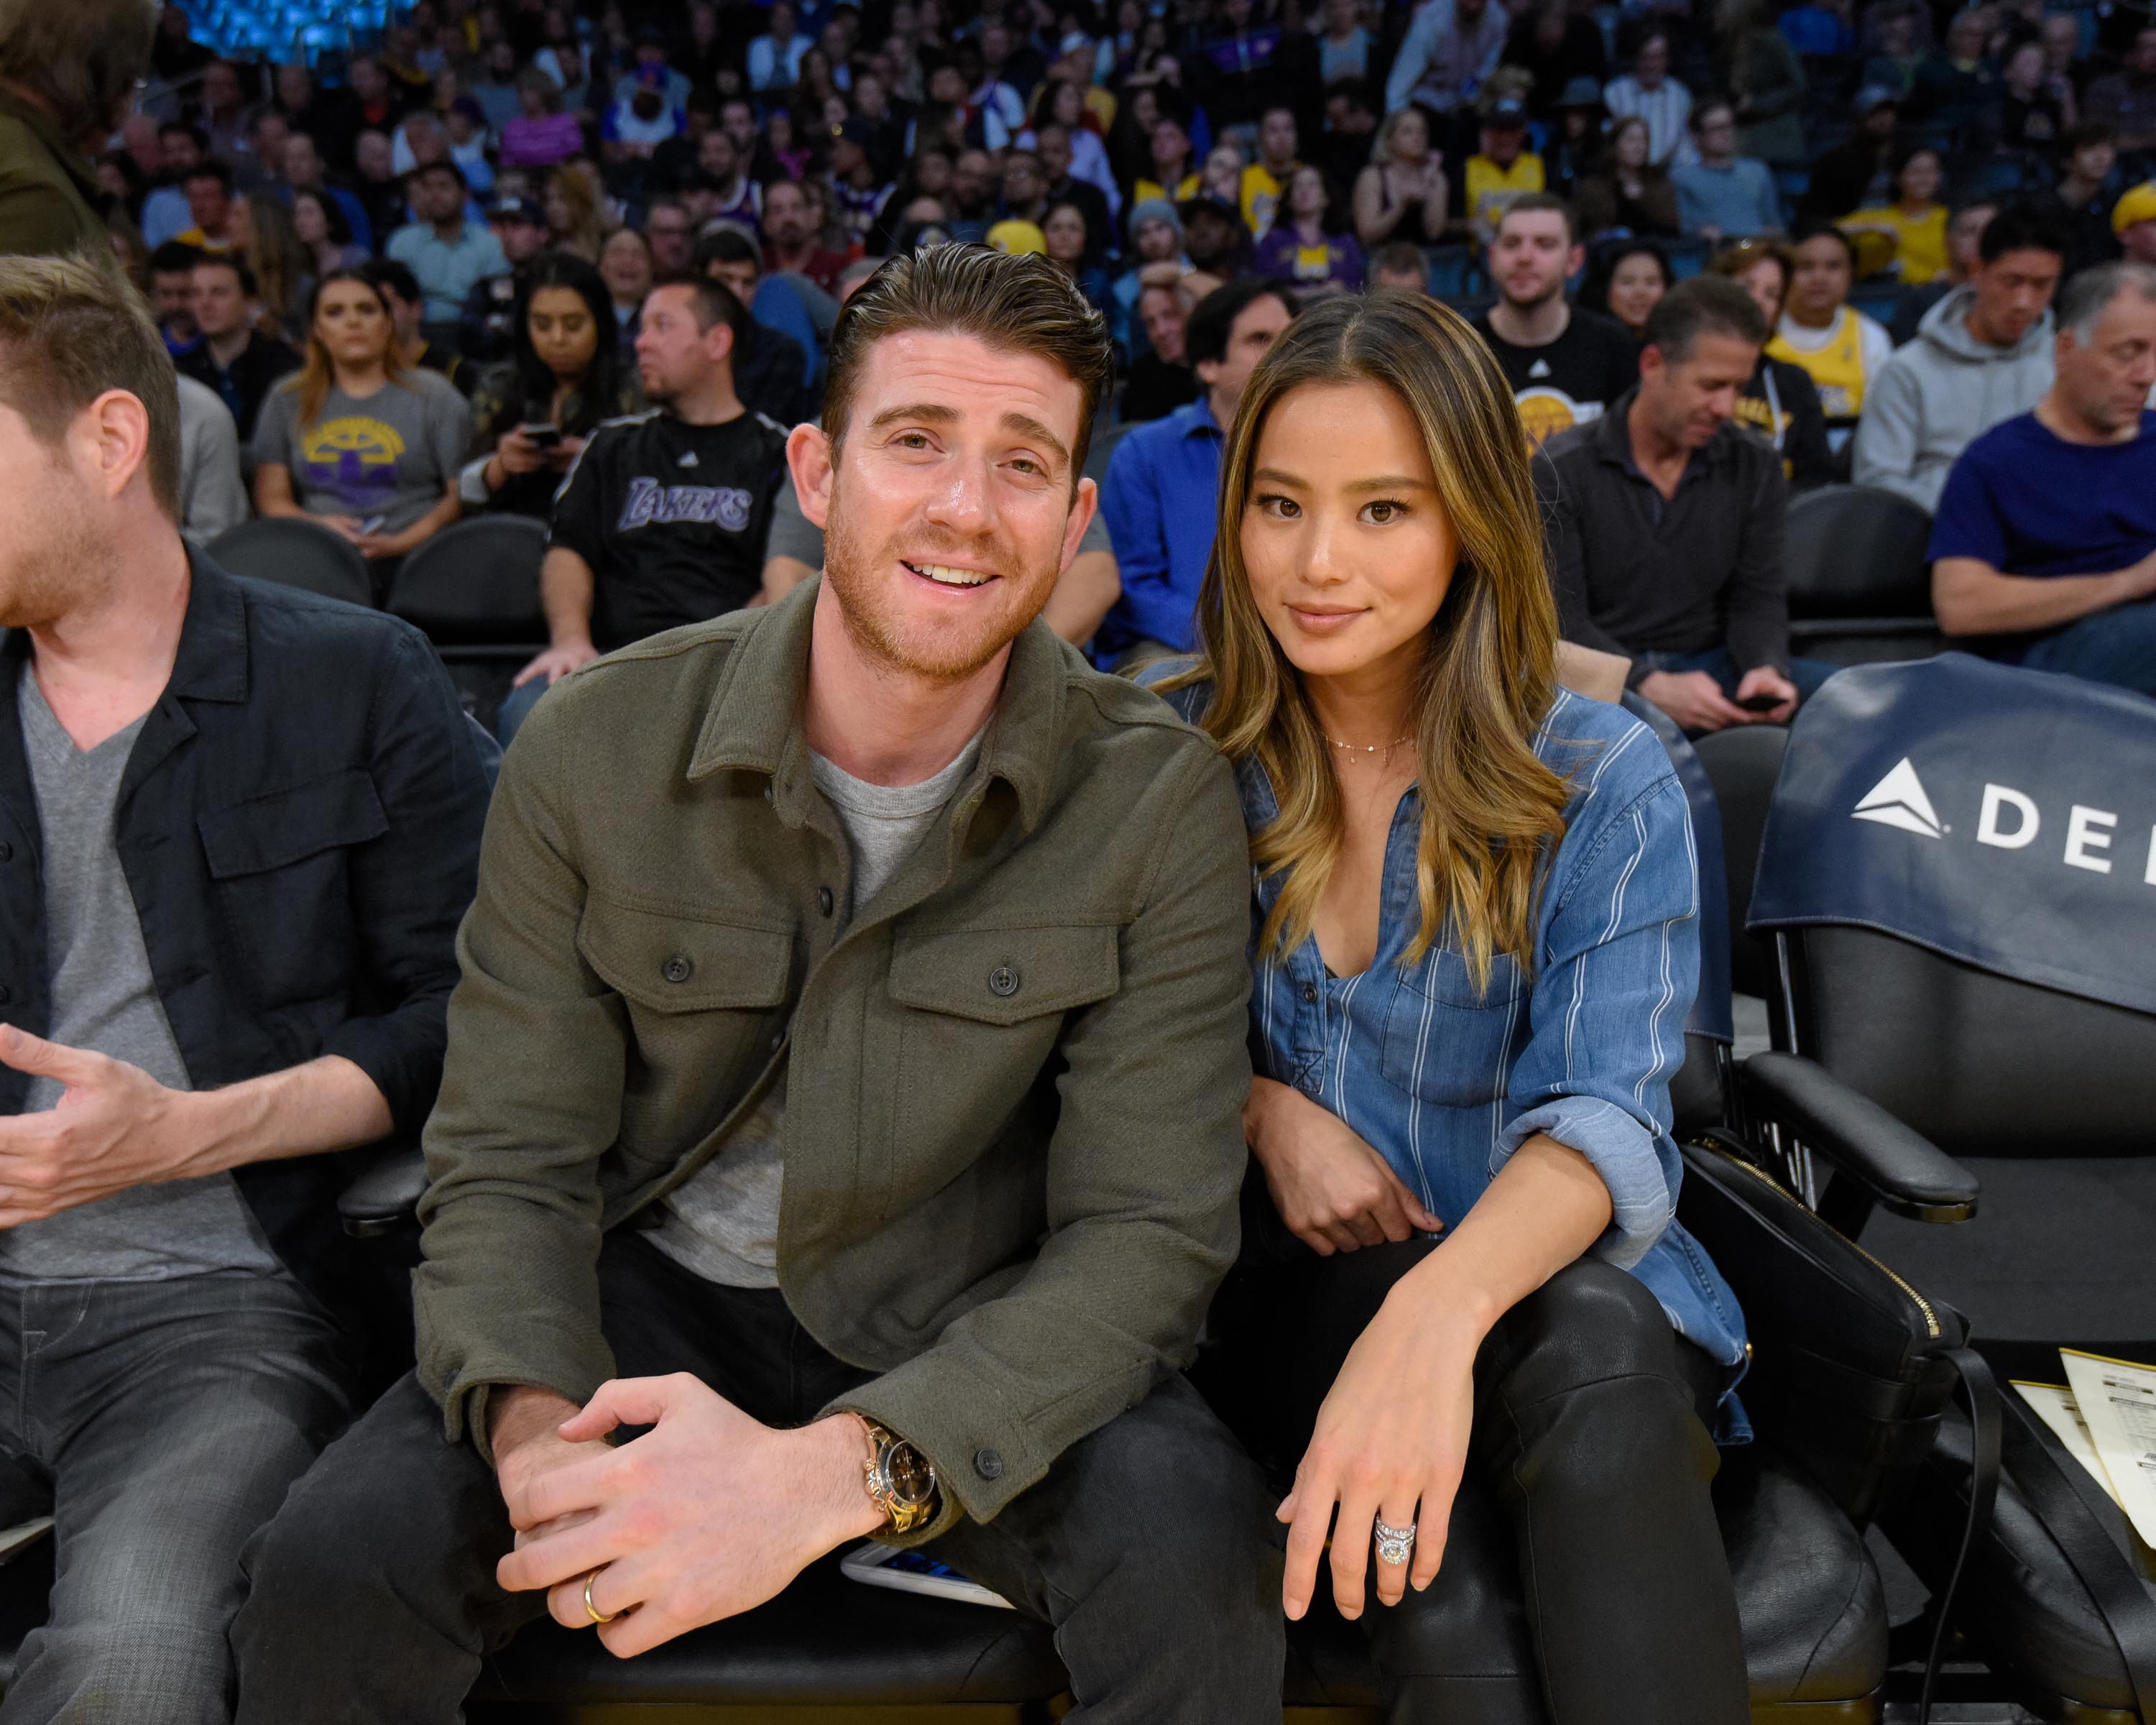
[
  {"xmin": 236, "ymin": 246, "xmax": 1285, "ymax": 1720},
  {"xmin": 0, "ymin": 0, "xmax": 155, "ymax": 260}
]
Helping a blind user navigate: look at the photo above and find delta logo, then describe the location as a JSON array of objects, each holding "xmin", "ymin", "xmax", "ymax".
[{"xmin": 1852, "ymin": 757, "xmax": 2156, "ymax": 880}]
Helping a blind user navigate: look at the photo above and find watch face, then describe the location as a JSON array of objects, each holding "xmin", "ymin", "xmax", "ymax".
[{"xmin": 885, "ymin": 1441, "xmax": 935, "ymax": 1506}]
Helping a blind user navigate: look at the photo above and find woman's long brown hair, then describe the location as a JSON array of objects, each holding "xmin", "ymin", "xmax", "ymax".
[
  {"xmin": 282, "ymin": 267, "xmax": 410, "ymax": 431},
  {"xmin": 1164, "ymin": 292, "xmax": 1572, "ymax": 987}
]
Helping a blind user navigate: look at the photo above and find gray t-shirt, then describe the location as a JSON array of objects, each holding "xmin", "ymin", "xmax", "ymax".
[
  {"xmin": 2, "ymin": 675, "xmax": 280, "ymax": 1282},
  {"xmin": 251, "ymin": 370, "xmax": 471, "ymax": 534},
  {"xmin": 648, "ymin": 730, "xmax": 985, "ymax": 1289}
]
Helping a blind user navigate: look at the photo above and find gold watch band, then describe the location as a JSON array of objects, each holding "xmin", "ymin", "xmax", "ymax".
[{"xmin": 860, "ymin": 1417, "xmax": 940, "ymax": 1535}]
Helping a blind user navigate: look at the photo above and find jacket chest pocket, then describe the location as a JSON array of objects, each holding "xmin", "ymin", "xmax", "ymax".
[
  {"xmin": 198, "ymin": 769, "xmax": 388, "ymax": 1007},
  {"xmin": 887, "ymin": 923, "xmax": 1120, "ymax": 1172},
  {"xmin": 576, "ymin": 900, "xmax": 795, "ymax": 1123},
  {"xmin": 1378, "ymin": 949, "xmax": 1526, "ymax": 1108}
]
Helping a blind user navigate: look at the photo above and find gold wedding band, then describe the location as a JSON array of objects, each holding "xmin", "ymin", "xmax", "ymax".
[{"xmin": 583, "ymin": 1568, "xmax": 616, "ymax": 1626}]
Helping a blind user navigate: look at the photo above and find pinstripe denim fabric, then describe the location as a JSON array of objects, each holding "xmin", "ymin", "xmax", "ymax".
[{"xmin": 1161, "ymin": 681, "xmax": 1751, "ymax": 1429}]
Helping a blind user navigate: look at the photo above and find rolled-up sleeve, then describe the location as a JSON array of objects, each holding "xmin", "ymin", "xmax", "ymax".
[{"xmin": 1492, "ymin": 737, "xmax": 1699, "ymax": 1268}]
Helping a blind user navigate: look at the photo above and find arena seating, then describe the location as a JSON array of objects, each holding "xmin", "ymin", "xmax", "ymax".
[
  {"xmin": 1747, "ymin": 656, "xmax": 2156, "ymax": 1724},
  {"xmin": 383, "ymin": 513, "xmax": 549, "ymax": 728},
  {"xmin": 1783, "ymin": 485, "xmax": 1942, "ymax": 668},
  {"xmin": 208, "ymin": 515, "xmax": 372, "ymax": 608}
]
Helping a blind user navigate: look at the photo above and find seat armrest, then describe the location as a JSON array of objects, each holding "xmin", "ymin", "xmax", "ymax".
[
  {"xmin": 1742, "ymin": 1052, "xmax": 1979, "ymax": 1223},
  {"xmin": 338, "ymin": 1144, "xmax": 429, "ymax": 1239}
]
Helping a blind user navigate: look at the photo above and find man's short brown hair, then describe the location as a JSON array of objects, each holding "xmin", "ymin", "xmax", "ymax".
[
  {"xmin": 0, "ymin": 254, "xmax": 181, "ymax": 519},
  {"xmin": 822, "ymin": 243, "xmax": 1115, "ymax": 488}
]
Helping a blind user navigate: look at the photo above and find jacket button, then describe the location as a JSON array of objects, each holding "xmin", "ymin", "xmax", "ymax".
[
  {"xmin": 0, "ymin": 840, "xmax": 10, "ymax": 861},
  {"xmin": 661, "ymin": 955, "xmax": 694, "ymax": 984},
  {"xmin": 0, "ymin": 984, "xmax": 10, "ymax": 1005},
  {"xmin": 1302, "ymin": 984, "xmax": 1317, "ymax": 1004},
  {"xmin": 987, "ymin": 965, "xmax": 1020, "ymax": 998},
  {"xmin": 973, "ymin": 1447, "xmax": 1004, "ymax": 1480},
  {"xmin": 817, "ymin": 886, "xmax": 834, "ymax": 917}
]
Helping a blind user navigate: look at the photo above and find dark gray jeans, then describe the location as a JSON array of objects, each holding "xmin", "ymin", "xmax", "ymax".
[
  {"xmin": 0, "ymin": 1271, "xmax": 351, "ymax": 1725},
  {"xmin": 232, "ymin": 1232, "xmax": 1285, "ymax": 1724}
]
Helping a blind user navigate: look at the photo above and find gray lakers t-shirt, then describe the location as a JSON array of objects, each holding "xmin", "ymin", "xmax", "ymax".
[
  {"xmin": 1, "ymin": 674, "xmax": 280, "ymax": 1282},
  {"xmin": 649, "ymin": 730, "xmax": 985, "ymax": 1289}
]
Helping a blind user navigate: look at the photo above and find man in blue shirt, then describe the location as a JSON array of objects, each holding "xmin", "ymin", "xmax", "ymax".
[
  {"xmin": 385, "ymin": 160, "xmax": 507, "ymax": 341},
  {"xmin": 1930, "ymin": 261, "xmax": 2156, "ymax": 696},
  {"xmin": 1095, "ymin": 278, "xmax": 1297, "ymax": 666}
]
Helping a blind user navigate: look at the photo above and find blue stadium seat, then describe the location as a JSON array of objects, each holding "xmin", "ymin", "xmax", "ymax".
[
  {"xmin": 1666, "ymin": 236, "xmax": 1712, "ymax": 280},
  {"xmin": 1422, "ymin": 244, "xmax": 1482, "ymax": 298}
]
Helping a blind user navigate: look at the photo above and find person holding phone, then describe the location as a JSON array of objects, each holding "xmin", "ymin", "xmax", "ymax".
[
  {"xmin": 252, "ymin": 270, "xmax": 471, "ymax": 567},
  {"xmin": 1541, "ymin": 276, "xmax": 1834, "ymax": 735},
  {"xmin": 463, "ymin": 253, "xmax": 644, "ymax": 523}
]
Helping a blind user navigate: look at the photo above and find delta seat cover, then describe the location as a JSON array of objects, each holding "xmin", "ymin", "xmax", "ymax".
[{"xmin": 1748, "ymin": 653, "xmax": 2156, "ymax": 1018}]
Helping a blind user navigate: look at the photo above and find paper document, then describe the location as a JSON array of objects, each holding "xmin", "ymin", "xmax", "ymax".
[
  {"xmin": 2014, "ymin": 1381, "xmax": 2123, "ymax": 1510},
  {"xmin": 2060, "ymin": 1348, "xmax": 2156, "ymax": 1549}
]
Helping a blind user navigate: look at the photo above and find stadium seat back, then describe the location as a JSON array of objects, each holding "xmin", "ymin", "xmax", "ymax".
[
  {"xmin": 1622, "ymin": 693, "xmax": 1735, "ymax": 1133},
  {"xmin": 1783, "ymin": 484, "xmax": 1940, "ymax": 666},
  {"xmin": 208, "ymin": 517, "xmax": 372, "ymax": 609},
  {"xmin": 1692, "ymin": 723, "xmax": 1788, "ymax": 1001},
  {"xmin": 1750, "ymin": 656, "xmax": 2156, "ymax": 1159},
  {"xmin": 384, "ymin": 515, "xmax": 548, "ymax": 645},
  {"xmin": 1790, "ymin": 926, "xmax": 2156, "ymax": 1157}
]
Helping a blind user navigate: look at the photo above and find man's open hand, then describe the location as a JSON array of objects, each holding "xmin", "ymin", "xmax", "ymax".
[
  {"xmin": 0, "ymin": 1026, "xmax": 196, "ymax": 1225},
  {"xmin": 494, "ymin": 1374, "xmax": 887, "ymax": 1657}
]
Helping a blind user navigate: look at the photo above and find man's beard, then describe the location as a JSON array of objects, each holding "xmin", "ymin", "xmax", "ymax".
[
  {"xmin": 819, "ymin": 468, "xmax": 1054, "ymax": 684},
  {"xmin": 0, "ymin": 477, "xmax": 109, "ymax": 631},
  {"xmin": 1503, "ymin": 273, "xmax": 1564, "ymax": 313}
]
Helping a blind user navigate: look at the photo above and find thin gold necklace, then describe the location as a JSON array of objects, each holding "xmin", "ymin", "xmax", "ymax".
[{"xmin": 1321, "ymin": 730, "xmax": 1415, "ymax": 756}]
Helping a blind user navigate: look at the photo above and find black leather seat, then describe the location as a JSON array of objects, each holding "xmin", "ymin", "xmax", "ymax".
[
  {"xmin": 382, "ymin": 514, "xmax": 550, "ymax": 729},
  {"xmin": 208, "ymin": 516, "xmax": 373, "ymax": 609},
  {"xmin": 468, "ymin": 1552, "xmax": 1066, "ymax": 1719},
  {"xmin": 1769, "ymin": 926, "xmax": 2156, "ymax": 1721},
  {"xmin": 1741, "ymin": 656, "xmax": 2156, "ymax": 1721},
  {"xmin": 1783, "ymin": 485, "xmax": 1940, "ymax": 668},
  {"xmin": 1692, "ymin": 724, "xmax": 1789, "ymax": 1002}
]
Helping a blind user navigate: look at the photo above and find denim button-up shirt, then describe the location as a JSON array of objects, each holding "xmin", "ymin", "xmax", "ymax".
[{"xmin": 1161, "ymin": 678, "xmax": 1751, "ymax": 1432}]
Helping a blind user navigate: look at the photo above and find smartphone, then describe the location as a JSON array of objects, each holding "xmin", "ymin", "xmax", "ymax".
[
  {"xmin": 358, "ymin": 515, "xmax": 387, "ymax": 535},
  {"xmin": 520, "ymin": 421, "xmax": 563, "ymax": 448},
  {"xmin": 839, "ymin": 1542, "xmax": 1014, "ymax": 1609},
  {"xmin": 1738, "ymin": 691, "xmax": 1787, "ymax": 714}
]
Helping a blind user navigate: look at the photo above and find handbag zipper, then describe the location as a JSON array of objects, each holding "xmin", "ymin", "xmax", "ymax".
[{"xmin": 1706, "ymin": 1147, "xmax": 1944, "ymax": 1341}]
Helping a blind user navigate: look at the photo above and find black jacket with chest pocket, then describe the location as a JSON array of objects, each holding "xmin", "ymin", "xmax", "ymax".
[{"xmin": 0, "ymin": 549, "xmax": 492, "ymax": 1325}]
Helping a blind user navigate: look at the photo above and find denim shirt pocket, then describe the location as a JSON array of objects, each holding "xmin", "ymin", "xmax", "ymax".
[{"xmin": 1378, "ymin": 948, "xmax": 1526, "ymax": 1108}]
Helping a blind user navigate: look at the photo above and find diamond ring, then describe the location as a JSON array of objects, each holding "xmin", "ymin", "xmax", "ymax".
[{"xmin": 1373, "ymin": 1516, "xmax": 1416, "ymax": 1567}]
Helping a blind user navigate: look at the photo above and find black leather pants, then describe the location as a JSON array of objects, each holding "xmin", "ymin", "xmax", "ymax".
[{"xmin": 1199, "ymin": 1200, "xmax": 1751, "ymax": 1725}]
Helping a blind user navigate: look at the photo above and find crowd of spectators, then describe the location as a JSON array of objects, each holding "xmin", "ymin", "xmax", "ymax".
[{"xmin": 2, "ymin": 0, "xmax": 2152, "ymax": 727}]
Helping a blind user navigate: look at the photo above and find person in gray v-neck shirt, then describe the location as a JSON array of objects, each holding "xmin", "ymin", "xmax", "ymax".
[{"xmin": 8, "ymin": 673, "xmax": 280, "ymax": 1281}]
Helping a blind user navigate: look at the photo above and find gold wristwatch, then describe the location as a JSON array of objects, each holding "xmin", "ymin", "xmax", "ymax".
[{"xmin": 859, "ymin": 1416, "xmax": 940, "ymax": 1535}]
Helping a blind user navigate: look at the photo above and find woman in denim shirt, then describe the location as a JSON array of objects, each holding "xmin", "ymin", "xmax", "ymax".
[{"xmin": 1156, "ymin": 293, "xmax": 1750, "ymax": 1722}]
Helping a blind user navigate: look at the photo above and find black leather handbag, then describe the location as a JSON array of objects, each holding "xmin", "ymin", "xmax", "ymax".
[{"xmin": 1677, "ymin": 1136, "xmax": 2001, "ymax": 1720}]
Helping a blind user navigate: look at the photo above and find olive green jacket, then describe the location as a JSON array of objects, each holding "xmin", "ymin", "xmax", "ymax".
[
  {"xmin": 413, "ymin": 579, "xmax": 1254, "ymax": 1539},
  {"xmin": 0, "ymin": 93, "xmax": 108, "ymax": 262}
]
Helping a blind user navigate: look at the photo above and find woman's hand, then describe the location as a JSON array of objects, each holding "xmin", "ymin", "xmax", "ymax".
[
  {"xmin": 1245, "ymin": 1077, "xmax": 1442, "ymax": 1254},
  {"xmin": 550, "ymin": 433, "xmax": 586, "ymax": 470},
  {"xmin": 496, "ymin": 426, "xmax": 548, "ymax": 476},
  {"xmin": 356, "ymin": 527, "xmax": 410, "ymax": 560},
  {"xmin": 1279, "ymin": 1280, "xmax": 1482, "ymax": 1620},
  {"xmin": 316, "ymin": 514, "xmax": 368, "ymax": 544}
]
